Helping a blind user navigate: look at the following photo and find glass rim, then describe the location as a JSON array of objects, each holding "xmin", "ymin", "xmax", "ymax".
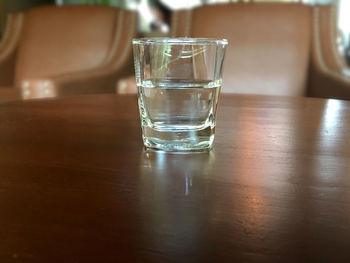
[{"xmin": 132, "ymin": 37, "xmax": 228, "ymax": 45}]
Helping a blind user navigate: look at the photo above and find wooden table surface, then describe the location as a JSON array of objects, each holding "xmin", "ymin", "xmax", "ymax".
[{"xmin": 0, "ymin": 94, "xmax": 350, "ymax": 262}]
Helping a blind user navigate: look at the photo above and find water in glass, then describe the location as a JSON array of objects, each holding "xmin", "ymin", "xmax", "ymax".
[{"xmin": 138, "ymin": 78, "xmax": 220, "ymax": 151}]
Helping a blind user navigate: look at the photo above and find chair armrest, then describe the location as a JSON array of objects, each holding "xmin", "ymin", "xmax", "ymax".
[
  {"xmin": 0, "ymin": 13, "xmax": 24, "ymax": 87},
  {"xmin": 309, "ymin": 67, "xmax": 350, "ymax": 100},
  {"xmin": 309, "ymin": 5, "xmax": 350, "ymax": 100}
]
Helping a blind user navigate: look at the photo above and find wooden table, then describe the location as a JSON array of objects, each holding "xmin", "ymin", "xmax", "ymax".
[{"xmin": 0, "ymin": 94, "xmax": 350, "ymax": 262}]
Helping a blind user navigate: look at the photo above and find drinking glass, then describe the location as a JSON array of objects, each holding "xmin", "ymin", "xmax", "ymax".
[{"xmin": 133, "ymin": 38, "xmax": 227, "ymax": 152}]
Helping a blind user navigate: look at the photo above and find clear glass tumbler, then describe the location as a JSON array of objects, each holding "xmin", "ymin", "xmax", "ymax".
[{"xmin": 133, "ymin": 38, "xmax": 228, "ymax": 152}]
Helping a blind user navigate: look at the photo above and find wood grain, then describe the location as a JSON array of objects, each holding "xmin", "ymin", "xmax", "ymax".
[{"xmin": 0, "ymin": 94, "xmax": 350, "ymax": 262}]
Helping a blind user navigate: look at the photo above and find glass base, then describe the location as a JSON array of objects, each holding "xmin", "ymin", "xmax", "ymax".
[{"xmin": 142, "ymin": 126, "xmax": 215, "ymax": 152}]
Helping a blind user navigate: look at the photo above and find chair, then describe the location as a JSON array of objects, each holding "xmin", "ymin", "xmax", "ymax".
[
  {"xmin": 169, "ymin": 3, "xmax": 350, "ymax": 98},
  {"xmin": 0, "ymin": 5, "xmax": 137, "ymax": 102}
]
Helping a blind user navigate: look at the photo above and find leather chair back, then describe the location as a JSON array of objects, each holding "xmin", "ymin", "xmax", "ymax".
[
  {"xmin": 171, "ymin": 3, "xmax": 312, "ymax": 95},
  {"xmin": 14, "ymin": 5, "xmax": 133, "ymax": 88}
]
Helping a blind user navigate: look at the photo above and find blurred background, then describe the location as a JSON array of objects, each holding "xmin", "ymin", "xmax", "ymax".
[
  {"xmin": 0, "ymin": 0, "xmax": 349, "ymax": 64},
  {"xmin": 0, "ymin": 0, "xmax": 349, "ymax": 101}
]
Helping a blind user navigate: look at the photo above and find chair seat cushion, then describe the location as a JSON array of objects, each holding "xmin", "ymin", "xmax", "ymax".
[{"xmin": 0, "ymin": 87, "xmax": 22, "ymax": 103}]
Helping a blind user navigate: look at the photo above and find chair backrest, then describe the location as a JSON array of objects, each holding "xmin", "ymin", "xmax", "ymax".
[
  {"xmin": 14, "ymin": 5, "xmax": 135, "ymax": 88},
  {"xmin": 171, "ymin": 3, "xmax": 312, "ymax": 96}
]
